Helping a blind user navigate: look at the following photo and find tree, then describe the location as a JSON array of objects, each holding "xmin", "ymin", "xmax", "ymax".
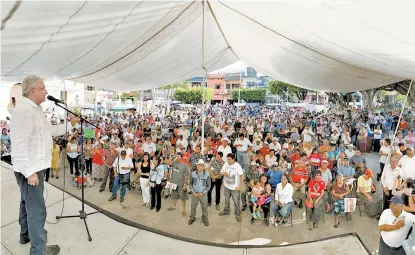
[
  {"xmin": 161, "ymin": 81, "xmax": 189, "ymax": 111},
  {"xmin": 174, "ymin": 87, "xmax": 212, "ymax": 104},
  {"xmin": 232, "ymin": 88, "xmax": 267, "ymax": 102},
  {"xmin": 268, "ymin": 80, "xmax": 310, "ymax": 101}
]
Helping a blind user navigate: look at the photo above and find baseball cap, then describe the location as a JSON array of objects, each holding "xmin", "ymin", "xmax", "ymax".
[
  {"xmin": 407, "ymin": 146, "xmax": 414, "ymax": 151},
  {"xmin": 322, "ymin": 160, "xmax": 329, "ymax": 164},
  {"xmin": 389, "ymin": 196, "xmax": 404, "ymax": 205},
  {"xmin": 222, "ymin": 138, "xmax": 230, "ymax": 143},
  {"xmin": 197, "ymin": 159, "xmax": 205, "ymax": 165},
  {"xmin": 272, "ymin": 163, "xmax": 279, "ymax": 167},
  {"xmin": 364, "ymin": 169, "xmax": 374, "ymax": 178}
]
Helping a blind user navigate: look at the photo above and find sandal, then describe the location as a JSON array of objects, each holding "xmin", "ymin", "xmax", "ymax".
[{"xmin": 167, "ymin": 207, "xmax": 176, "ymax": 211}]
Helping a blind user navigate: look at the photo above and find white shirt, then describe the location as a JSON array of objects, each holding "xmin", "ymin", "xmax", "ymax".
[
  {"xmin": 143, "ymin": 142, "xmax": 156, "ymax": 154},
  {"xmin": 217, "ymin": 145, "xmax": 232, "ymax": 159},
  {"xmin": 379, "ymin": 145, "xmax": 392, "ymax": 164},
  {"xmin": 10, "ymin": 97, "xmax": 70, "ymax": 178},
  {"xmin": 302, "ymin": 128, "xmax": 314, "ymax": 142},
  {"xmin": 176, "ymin": 139, "xmax": 188, "ymax": 149},
  {"xmin": 345, "ymin": 149, "xmax": 355, "ymax": 160},
  {"xmin": 399, "ymin": 155, "xmax": 415, "ymax": 179},
  {"xmin": 269, "ymin": 142, "xmax": 281, "ymax": 152},
  {"xmin": 112, "ymin": 156, "xmax": 134, "ymax": 175},
  {"xmin": 265, "ymin": 155, "xmax": 277, "ymax": 168},
  {"xmin": 274, "ymin": 182, "xmax": 293, "ymax": 204},
  {"xmin": 374, "ymin": 129, "xmax": 382, "ymax": 140},
  {"xmin": 381, "ymin": 165, "xmax": 403, "ymax": 190},
  {"xmin": 379, "ymin": 209, "xmax": 415, "ymax": 248},
  {"xmin": 221, "ymin": 162, "xmax": 244, "ymax": 190},
  {"xmin": 234, "ymin": 138, "xmax": 252, "ymax": 152}
]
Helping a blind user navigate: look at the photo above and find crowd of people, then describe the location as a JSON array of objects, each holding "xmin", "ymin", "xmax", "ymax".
[{"xmin": 2, "ymin": 98, "xmax": 415, "ymax": 230}]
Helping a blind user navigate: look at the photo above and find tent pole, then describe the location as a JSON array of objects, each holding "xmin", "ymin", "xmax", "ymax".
[
  {"xmin": 201, "ymin": 0, "xmax": 207, "ymax": 154},
  {"xmin": 237, "ymin": 62, "xmax": 243, "ymax": 119},
  {"xmin": 390, "ymin": 78, "xmax": 413, "ymax": 143}
]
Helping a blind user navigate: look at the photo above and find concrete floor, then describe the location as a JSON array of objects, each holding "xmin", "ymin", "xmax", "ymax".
[
  {"xmin": 1, "ymin": 161, "xmax": 370, "ymax": 255},
  {"xmin": 38, "ymin": 153, "xmax": 385, "ymax": 253}
]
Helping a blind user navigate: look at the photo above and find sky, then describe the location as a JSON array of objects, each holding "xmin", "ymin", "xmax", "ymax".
[{"xmin": 209, "ymin": 61, "xmax": 265, "ymax": 76}]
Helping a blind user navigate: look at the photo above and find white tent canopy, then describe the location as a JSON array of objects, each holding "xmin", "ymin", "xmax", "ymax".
[{"xmin": 2, "ymin": 1, "xmax": 415, "ymax": 92}]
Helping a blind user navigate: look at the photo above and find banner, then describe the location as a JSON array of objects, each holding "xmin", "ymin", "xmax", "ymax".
[
  {"xmin": 84, "ymin": 128, "xmax": 95, "ymax": 139},
  {"xmin": 344, "ymin": 197, "xmax": 357, "ymax": 213}
]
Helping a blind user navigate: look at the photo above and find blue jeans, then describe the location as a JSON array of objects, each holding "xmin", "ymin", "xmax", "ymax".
[
  {"xmin": 236, "ymin": 151, "xmax": 249, "ymax": 173},
  {"xmin": 15, "ymin": 170, "xmax": 47, "ymax": 255},
  {"xmin": 111, "ymin": 176, "xmax": 127, "ymax": 199},
  {"xmin": 271, "ymin": 202, "xmax": 293, "ymax": 218}
]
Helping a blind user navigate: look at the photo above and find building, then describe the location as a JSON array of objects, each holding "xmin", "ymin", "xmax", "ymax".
[
  {"xmin": 246, "ymin": 67, "xmax": 257, "ymax": 77},
  {"xmin": 207, "ymin": 73, "xmax": 225, "ymax": 103},
  {"xmin": 224, "ymin": 72, "xmax": 243, "ymax": 101},
  {"xmin": 187, "ymin": 77, "xmax": 204, "ymax": 87}
]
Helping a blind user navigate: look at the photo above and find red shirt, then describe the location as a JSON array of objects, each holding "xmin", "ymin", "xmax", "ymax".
[
  {"xmin": 291, "ymin": 167, "xmax": 309, "ymax": 183},
  {"xmin": 92, "ymin": 149, "xmax": 105, "ymax": 165},
  {"xmin": 290, "ymin": 154, "xmax": 301, "ymax": 167},
  {"xmin": 308, "ymin": 153, "xmax": 322, "ymax": 167},
  {"xmin": 308, "ymin": 179, "xmax": 325, "ymax": 199}
]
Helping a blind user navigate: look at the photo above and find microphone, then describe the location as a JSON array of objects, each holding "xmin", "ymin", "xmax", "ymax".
[{"xmin": 47, "ymin": 95, "xmax": 64, "ymax": 104}]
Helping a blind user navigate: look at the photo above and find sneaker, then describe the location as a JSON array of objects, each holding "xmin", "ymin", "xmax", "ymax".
[
  {"xmin": 218, "ymin": 211, "xmax": 229, "ymax": 216},
  {"xmin": 108, "ymin": 196, "xmax": 116, "ymax": 201},
  {"xmin": 252, "ymin": 212, "xmax": 258, "ymax": 219},
  {"xmin": 308, "ymin": 222, "xmax": 313, "ymax": 230},
  {"xmin": 256, "ymin": 212, "xmax": 261, "ymax": 218},
  {"xmin": 236, "ymin": 215, "xmax": 242, "ymax": 222},
  {"xmin": 188, "ymin": 219, "xmax": 195, "ymax": 225},
  {"xmin": 120, "ymin": 197, "xmax": 124, "ymax": 203},
  {"xmin": 43, "ymin": 245, "xmax": 60, "ymax": 255},
  {"xmin": 203, "ymin": 221, "xmax": 209, "ymax": 226},
  {"xmin": 216, "ymin": 204, "xmax": 220, "ymax": 210},
  {"xmin": 313, "ymin": 223, "xmax": 318, "ymax": 228}
]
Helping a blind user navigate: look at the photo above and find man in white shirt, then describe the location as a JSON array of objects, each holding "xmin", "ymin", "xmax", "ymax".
[
  {"xmin": 399, "ymin": 147, "xmax": 415, "ymax": 179},
  {"xmin": 142, "ymin": 137, "xmax": 156, "ymax": 157},
  {"xmin": 344, "ymin": 145, "xmax": 355, "ymax": 160},
  {"xmin": 269, "ymin": 138, "xmax": 281, "ymax": 153},
  {"xmin": 381, "ymin": 156, "xmax": 403, "ymax": 210},
  {"xmin": 176, "ymin": 135, "xmax": 188, "ymax": 150},
  {"xmin": 219, "ymin": 153, "xmax": 244, "ymax": 222},
  {"xmin": 302, "ymin": 124, "xmax": 314, "ymax": 144},
  {"xmin": 217, "ymin": 138, "xmax": 232, "ymax": 159},
  {"xmin": 10, "ymin": 75, "xmax": 64, "ymax": 255},
  {"xmin": 378, "ymin": 196, "xmax": 415, "ymax": 254},
  {"xmin": 233, "ymin": 133, "xmax": 253, "ymax": 173},
  {"xmin": 108, "ymin": 149, "xmax": 134, "ymax": 203}
]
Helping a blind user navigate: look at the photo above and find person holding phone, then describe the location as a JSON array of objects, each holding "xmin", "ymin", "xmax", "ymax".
[{"xmin": 378, "ymin": 196, "xmax": 415, "ymax": 255}]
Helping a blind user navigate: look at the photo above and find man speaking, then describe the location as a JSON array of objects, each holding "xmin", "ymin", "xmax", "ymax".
[{"xmin": 10, "ymin": 75, "xmax": 70, "ymax": 255}]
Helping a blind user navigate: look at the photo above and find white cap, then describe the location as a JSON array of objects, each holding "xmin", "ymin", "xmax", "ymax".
[{"xmin": 222, "ymin": 138, "xmax": 230, "ymax": 143}]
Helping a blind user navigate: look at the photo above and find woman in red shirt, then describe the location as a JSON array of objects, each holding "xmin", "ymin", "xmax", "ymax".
[
  {"xmin": 91, "ymin": 143, "xmax": 105, "ymax": 182},
  {"xmin": 308, "ymin": 148, "xmax": 322, "ymax": 173},
  {"xmin": 306, "ymin": 170, "xmax": 325, "ymax": 230}
]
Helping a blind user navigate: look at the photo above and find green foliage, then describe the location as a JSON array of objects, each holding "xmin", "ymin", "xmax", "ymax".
[
  {"xmin": 267, "ymin": 80, "xmax": 310, "ymax": 101},
  {"xmin": 232, "ymin": 88, "xmax": 267, "ymax": 102},
  {"xmin": 160, "ymin": 81, "xmax": 189, "ymax": 90},
  {"xmin": 173, "ymin": 87, "xmax": 212, "ymax": 103}
]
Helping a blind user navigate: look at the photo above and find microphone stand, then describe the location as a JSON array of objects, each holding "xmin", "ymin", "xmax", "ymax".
[{"xmin": 52, "ymin": 101, "xmax": 100, "ymax": 241}]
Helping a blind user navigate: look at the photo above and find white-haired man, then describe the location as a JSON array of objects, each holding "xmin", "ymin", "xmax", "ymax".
[{"xmin": 11, "ymin": 75, "xmax": 69, "ymax": 255}]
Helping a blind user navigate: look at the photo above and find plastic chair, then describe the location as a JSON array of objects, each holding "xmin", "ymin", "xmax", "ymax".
[{"xmin": 273, "ymin": 208, "xmax": 293, "ymax": 228}]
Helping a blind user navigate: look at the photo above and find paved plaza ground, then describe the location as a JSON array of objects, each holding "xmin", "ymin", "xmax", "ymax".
[{"xmin": 43, "ymin": 152, "xmax": 383, "ymax": 253}]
